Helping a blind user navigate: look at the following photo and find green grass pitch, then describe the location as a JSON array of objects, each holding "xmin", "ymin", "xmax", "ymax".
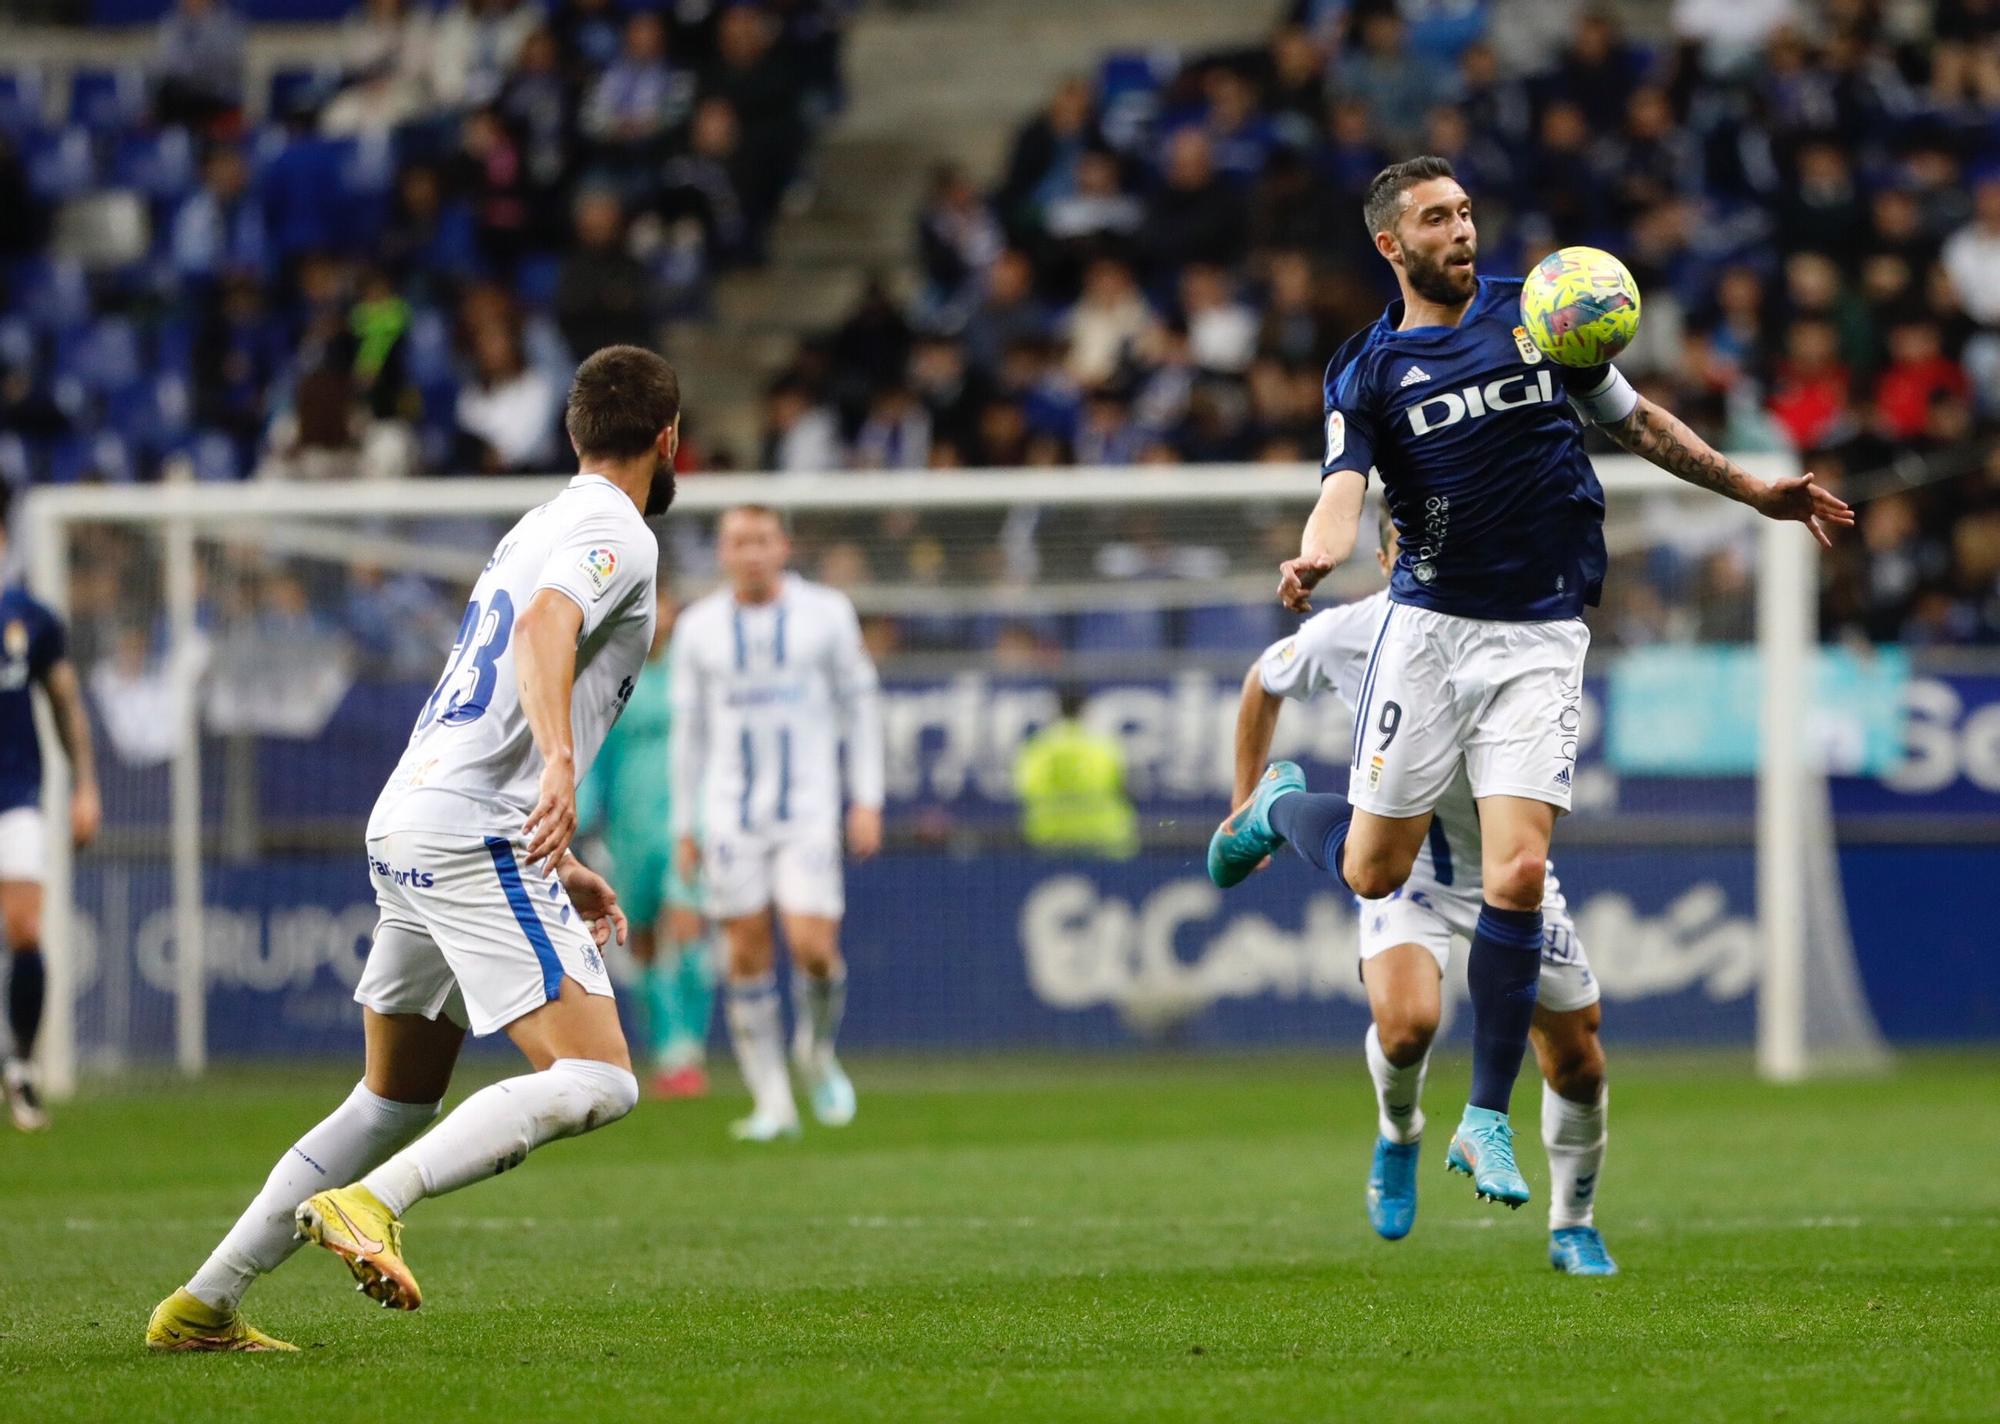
[{"xmin": 3, "ymin": 1051, "xmax": 1996, "ymax": 1422}]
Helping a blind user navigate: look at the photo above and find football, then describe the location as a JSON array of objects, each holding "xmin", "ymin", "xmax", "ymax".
[{"xmin": 1519, "ymin": 245, "xmax": 1643, "ymax": 367}]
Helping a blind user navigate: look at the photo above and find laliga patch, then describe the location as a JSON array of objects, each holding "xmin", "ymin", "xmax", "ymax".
[
  {"xmin": 1323, "ymin": 410, "xmax": 1345, "ymax": 464},
  {"xmin": 1512, "ymin": 326, "xmax": 1544, "ymax": 365},
  {"xmin": 1368, "ymin": 753, "xmax": 1385, "ymax": 789},
  {"xmin": 577, "ymin": 546, "xmax": 618, "ymax": 600},
  {"xmin": 1279, "ymin": 639, "xmax": 1298, "ymax": 663}
]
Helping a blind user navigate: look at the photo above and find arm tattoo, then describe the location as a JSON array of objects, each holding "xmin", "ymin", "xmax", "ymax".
[{"xmin": 1603, "ymin": 398, "xmax": 1759, "ymax": 505}]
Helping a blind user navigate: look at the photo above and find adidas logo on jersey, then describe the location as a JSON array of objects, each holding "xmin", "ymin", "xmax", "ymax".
[
  {"xmin": 1400, "ymin": 365, "xmax": 1431, "ymax": 387},
  {"xmin": 1405, "ymin": 368, "xmax": 1558, "ymax": 437},
  {"xmin": 1554, "ymin": 765, "xmax": 1572, "ymax": 787}
]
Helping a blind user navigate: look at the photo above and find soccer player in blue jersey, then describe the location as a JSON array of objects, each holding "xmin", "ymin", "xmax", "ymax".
[
  {"xmin": 0, "ymin": 484, "xmax": 101, "ymax": 1131},
  {"xmin": 1211, "ymin": 156, "xmax": 1852, "ymax": 1208}
]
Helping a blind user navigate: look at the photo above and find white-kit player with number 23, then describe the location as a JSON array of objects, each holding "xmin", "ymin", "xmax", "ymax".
[
  {"xmin": 148, "ymin": 346, "xmax": 684, "ymax": 1352},
  {"xmin": 670, "ymin": 504, "xmax": 885, "ymax": 1143}
]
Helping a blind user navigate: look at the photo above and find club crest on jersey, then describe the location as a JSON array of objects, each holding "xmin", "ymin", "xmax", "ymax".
[
  {"xmin": 1405, "ymin": 368, "xmax": 1557, "ymax": 436},
  {"xmin": 1513, "ymin": 326, "xmax": 1544, "ymax": 364},
  {"xmin": 1278, "ymin": 639, "xmax": 1298, "ymax": 663},
  {"xmin": 577, "ymin": 546, "xmax": 618, "ymax": 599}
]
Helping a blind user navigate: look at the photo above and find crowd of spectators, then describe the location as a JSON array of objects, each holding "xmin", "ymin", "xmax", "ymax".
[
  {"xmin": 0, "ymin": 0, "xmax": 851, "ymax": 484},
  {"xmin": 755, "ymin": 0, "xmax": 2000, "ymax": 646}
]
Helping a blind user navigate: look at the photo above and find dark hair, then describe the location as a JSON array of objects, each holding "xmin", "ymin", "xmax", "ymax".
[
  {"xmin": 1363, "ymin": 155, "xmax": 1458, "ymax": 238},
  {"xmin": 565, "ymin": 345, "xmax": 680, "ymax": 462},
  {"xmin": 721, "ymin": 502, "xmax": 787, "ymax": 532},
  {"xmin": 1058, "ymin": 685, "xmax": 1088, "ymax": 720}
]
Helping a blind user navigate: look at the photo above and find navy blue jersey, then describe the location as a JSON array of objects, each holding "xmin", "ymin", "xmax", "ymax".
[
  {"xmin": 1321, "ymin": 276, "xmax": 1611, "ymax": 621},
  {"xmin": 0, "ymin": 584, "xmax": 66, "ymax": 814}
]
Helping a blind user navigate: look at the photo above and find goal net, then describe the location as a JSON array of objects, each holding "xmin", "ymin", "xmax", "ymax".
[{"xmin": 22, "ymin": 457, "xmax": 1889, "ymax": 1094}]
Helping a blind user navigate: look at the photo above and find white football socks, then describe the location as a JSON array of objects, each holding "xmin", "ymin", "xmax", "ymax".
[
  {"xmin": 1542, "ymin": 1079, "xmax": 1608, "ymax": 1230},
  {"xmin": 791, "ymin": 967, "xmax": 847, "ymax": 1071},
  {"xmin": 359, "ymin": 1058, "xmax": 637, "ymax": 1215},
  {"xmin": 1365, "ymin": 1023, "xmax": 1429, "ymax": 1145},
  {"xmin": 186, "ymin": 1082, "xmax": 439, "ymax": 1312},
  {"xmin": 726, "ymin": 974, "xmax": 797, "ymax": 1123}
]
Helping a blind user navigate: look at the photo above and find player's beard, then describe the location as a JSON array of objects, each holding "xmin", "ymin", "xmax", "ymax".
[
  {"xmin": 1403, "ymin": 242, "xmax": 1477, "ymax": 306},
  {"xmin": 643, "ymin": 457, "xmax": 677, "ymax": 518}
]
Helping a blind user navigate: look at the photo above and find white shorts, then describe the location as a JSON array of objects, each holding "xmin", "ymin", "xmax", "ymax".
[
  {"xmin": 0, "ymin": 807, "xmax": 42, "ymax": 882},
  {"xmin": 1356, "ymin": 870, "xmax": 1599, "ymax": 1014},
  {"xmin": 703, "ymin": 823, "xmax": 845, "ymax": 921},
  {"xmin": 353, "ymin": 829, "xmax": 616, "ymax": 1037},
  {"xmin": 1348, "ymin": 603, "xmax": 1588, "ymax": 817}
]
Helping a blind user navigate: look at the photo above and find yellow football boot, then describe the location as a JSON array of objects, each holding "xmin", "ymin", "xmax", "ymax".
[
  {"xmin": 144, "ymin": 1288, "xmax": 297, "ymax": 1353},
  {"xmin": 295, "ymin": 1184, "xmax": 422, "ymax": 1310}
]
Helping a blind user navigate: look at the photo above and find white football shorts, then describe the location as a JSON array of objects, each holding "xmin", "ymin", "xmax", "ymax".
[
  {"xmin": 702, "ymin": 822, "xmax": 845, "ymax": 921},
  {"xmin": 0, "ymin": 806, "xmax": 43, "ymax": 882},
  {"xmin": 1355, "ymin": 868, "xmax": 1599, "ymax": 1014},
  {"xmin": 1346, "ymin": 601, "xmax": 1588, "ymax": 818},
  {"xmin": 353, "ymin": 829, "xmax": 616, "ymax": 1037}
]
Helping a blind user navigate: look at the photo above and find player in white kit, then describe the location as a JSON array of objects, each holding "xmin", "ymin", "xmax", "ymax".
[
  {"xmin": 669, "ymin": 505, "xmax": 884, "ymax": 1141},
  {"xmin": 1234, "ymin": 511, "xmax": 1616, "ymax": 1275},
  {"xmin": 147, "ymin": 346, "xmax": 683, "ymax": 1351}
]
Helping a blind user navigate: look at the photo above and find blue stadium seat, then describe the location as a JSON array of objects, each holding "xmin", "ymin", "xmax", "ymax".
[
  {"xmin": 109, "ymin": 126, "xmax": 198, "ymax": 201},
  {"xmin": 165, "ymin": 429, "xmax": 244, "ymax": 482},
  {"xmin": 1182, "ymin": 602, "xmax": 1281, "ymax": 652},
  {"xmin": 24, "ymin": 125, "xmax": 99, "ymax": 201},
  {"xmin": 0, "ymin": 433, "xmax": 31, "ymax": 487},
  {"xmin": 47, "ymin": 431, "xmax": 136, "ymax": 483},
  {"xmin": 0, "ymin": 70, "xmax": 46, "ymax": 136},
  {"xmin": 67, "ymin": 66, "xmax": 146, "ymax": 134},
  {"xmin": 1097, "ymin": 49, "xmax": 1176, "ymax": 152},
  {"xmin": 55, "ymin": 317, "xmax": 144, "ymax": 395},
  {"xmin": 1072, "ymin": 607, "xmax": 1167, "ymax": 653},
  {"xmin": 0, "ymin": 315, "xmax": 38, "ymax": 371},
  {"xmin": 106, "ymin": 372, "xmax": 192, "ymax": 448},
  {"xmin": 13, "ymin": 256, "xmax": 92, "ymax": 331},
  {"xmin": 152, "ymin": 315, "xmax": 197, "ymax": 380},
  {"xmin": 515, "ymin": 254, "xmax": 562, "ymax": 308},
  {"xmin": 267, "ymin": 66, "xmax": 336, "ymax": 121}
]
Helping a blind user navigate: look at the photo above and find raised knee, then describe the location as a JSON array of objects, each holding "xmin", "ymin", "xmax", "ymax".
[
  {"xmin": 1488, "ymin": 851, "xmax": 1546, "ymax": 908},
  {"xmin": 1345, "ymin": 860, "xmax": 1408, "ymax": 901},
  {"xmin": 591, "ymin": 1064, "xmax": 640, "ymax": 1126}
]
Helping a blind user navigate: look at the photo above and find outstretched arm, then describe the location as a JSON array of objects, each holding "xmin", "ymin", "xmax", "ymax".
[
  {"xmin": 40, "ymin": 659, "xmax": 100, "ymax": 849},
  {"xmin": 1601, "ymin": 395, "xmax": 1854, "ymax": 549},
  {"xmin": 1232, "ymin": 663, "xmax": 1285, "ymax": 807},
  {"xmin": 1280, "ymin": 469, "xmax": 1366, "ymax": 612}
]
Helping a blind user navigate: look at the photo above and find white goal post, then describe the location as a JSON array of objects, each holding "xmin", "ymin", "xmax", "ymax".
[{"xmin": 19, "ymin": 454, "xmax": 1879, "ymax": 1092}]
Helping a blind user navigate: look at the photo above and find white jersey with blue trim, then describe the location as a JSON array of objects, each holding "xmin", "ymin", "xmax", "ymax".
[
  {"xmin": 1256, "ymin": 591, "xmax": 1482, "ymax": 896},
  {"xmin": 668, "ymin": 574, "xmax": 885, "ymax": 839},
  {"xmin": 368, "ymin": 473, "xmax": 659, "ymax": 840}
]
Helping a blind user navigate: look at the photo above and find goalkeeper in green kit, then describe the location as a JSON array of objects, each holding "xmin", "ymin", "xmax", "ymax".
[{"xmin": 579, "ymin": 584, "xmax": 715, "ymax": 1097}]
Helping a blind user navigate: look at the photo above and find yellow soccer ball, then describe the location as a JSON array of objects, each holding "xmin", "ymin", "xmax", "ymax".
[{"xmin": 1519, "ymin": 246, "xmax": 1642, "ymax": 367}]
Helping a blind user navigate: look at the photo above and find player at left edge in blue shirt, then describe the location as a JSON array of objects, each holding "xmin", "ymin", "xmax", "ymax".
[{"xmin": 0, "ymin": 483, "xmax": 101, "ymax": 1131}]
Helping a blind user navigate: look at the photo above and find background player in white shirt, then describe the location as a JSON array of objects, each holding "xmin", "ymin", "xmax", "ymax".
[
  {"xmin": 147, "ymin": 346, "xmax": 683, "ymax": 1351},
  {"xmin": 1234, "ymin": 510, "xmax": 1616, "ymax": 1276},
  {"xmin": 670, "ymin": 505, "xmax": 884, "ymax": 1141}
]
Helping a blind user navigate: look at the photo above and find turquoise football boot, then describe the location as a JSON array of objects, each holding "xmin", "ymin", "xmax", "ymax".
[
  {"xmin": 1366, "ymin": 1136, "xmax": 1420, "ymax": 1241},
  {"xmin": 1549, "ymin": 1225, "xmax": 1619, "ymax": 1276},
  {"xmin": 1206, "ymin": 761, "xmax": 1307, "ymax": 888},
  {"xmin": 1445, "ymin": 1106, "xmax": 1531, "ymax": 1208}
]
